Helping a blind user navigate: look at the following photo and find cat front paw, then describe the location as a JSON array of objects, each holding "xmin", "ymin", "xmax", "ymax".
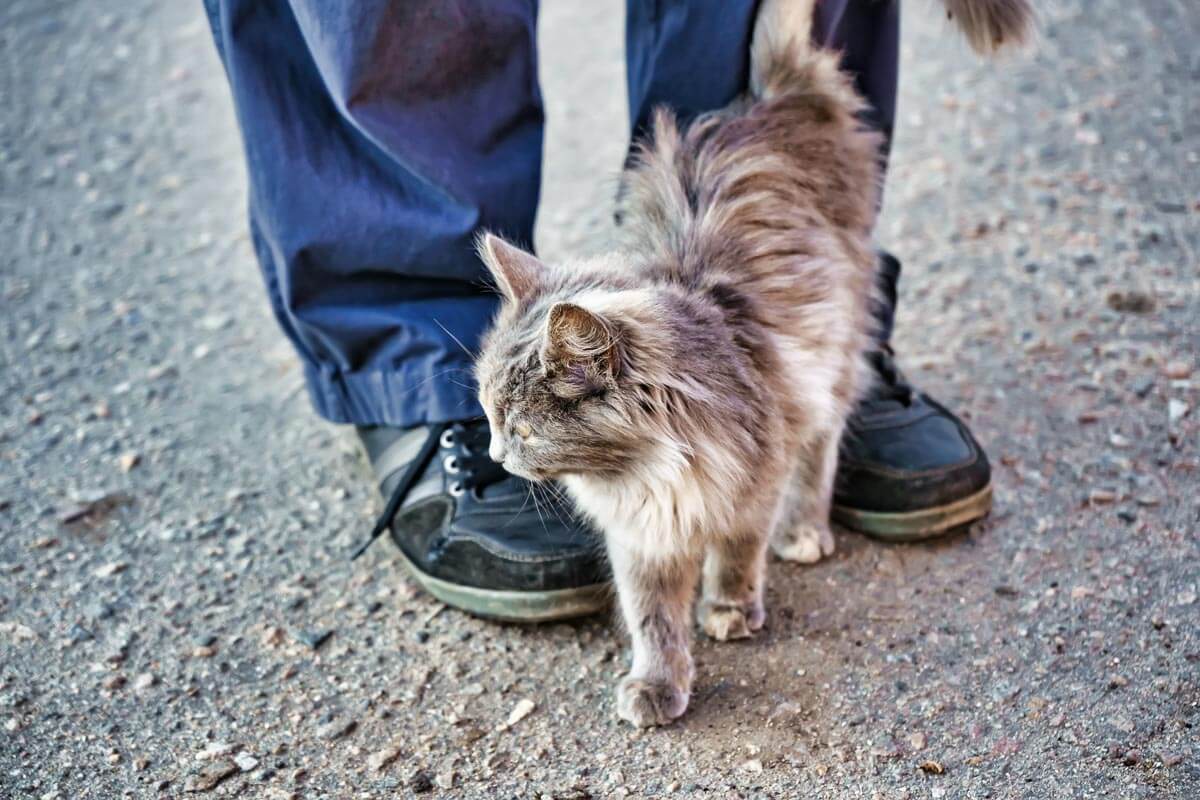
[
  {"xmin": 616, "ymin": 676, "xmax": 689, "ymax": 727},
  {"xmin": 698, "ymin": 601, "xmax": 765, "ymax": 641},
  {"xmin": 772, "ymin": 522, "xmax": 835, "ymax": 564}
]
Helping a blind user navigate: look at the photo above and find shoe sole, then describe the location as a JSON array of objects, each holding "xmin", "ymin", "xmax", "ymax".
[
  {"xmin": 393, "ymin": 544, "xmax": 612, "ymax": 623},
  {"xmin": 832, "ymin": 482, "xmax": 993, "ymax": 542}
]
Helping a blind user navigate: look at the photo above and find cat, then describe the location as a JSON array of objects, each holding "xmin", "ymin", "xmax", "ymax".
[{"xmin": 474, "ymin": 0, "xmax": 1032, "ymax": 727}]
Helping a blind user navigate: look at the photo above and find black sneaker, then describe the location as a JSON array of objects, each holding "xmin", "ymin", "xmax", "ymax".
[
  {"xmin": 353, "ymin": 420, "xmax": 609, "ymax": 622},
  {"xmin": 833, "ymin": 345, "xmax": 993, "ymax": 541}
]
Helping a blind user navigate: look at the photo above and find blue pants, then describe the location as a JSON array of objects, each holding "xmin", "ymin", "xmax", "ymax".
[{"xmin": 204, "ymin": 0, "xmax": 898, "ymax": 427}]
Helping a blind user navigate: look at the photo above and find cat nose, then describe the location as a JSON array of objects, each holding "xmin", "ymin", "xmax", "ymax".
[{"xmin": 489, "ymin": 439, "xmax": 506, "ymax": 464}]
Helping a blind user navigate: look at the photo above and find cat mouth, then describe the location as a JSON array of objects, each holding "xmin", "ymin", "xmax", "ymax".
[{"xmin": 504, "ymin": 460, "xmax": 556, "ymax": 483}]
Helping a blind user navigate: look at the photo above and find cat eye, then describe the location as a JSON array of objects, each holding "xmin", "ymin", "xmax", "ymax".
[{"xmin": 513, "ymin": 420, "xmax": 533, "ymax": 440}]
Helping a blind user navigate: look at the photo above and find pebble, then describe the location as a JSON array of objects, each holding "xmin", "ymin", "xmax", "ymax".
[
  {"xmin": 67, "ymin": 624, "xmax": 94, "ymax": 645},
  {"xmin": 1131, "ymin": 377, "xmax": 1155, "ymax": 398},
  {"xmin": 117, "ymin": 452, "xmax": 140, "ymax": 472},
  {"xmin": 499, "ymin": 698, "xmax": 536, "ymax": 731},
  {"xmin": 1105, "ymin": 289, "xmax": 1155, "ymax": 313},
  {"xmin": 293, "ymin": 628, "xmax": 333, "ymax": 650},
  {"xmin": 132, "ymin": 672, "xmax": 156, "ymax": 691},
  {"xmin": 1163, "ymin": 361, "xmax": 1192, "ymax": 379},
  {"xmin": 368, "ymin": 738, "xmax": 406, "ymax": 772},
  {"xmin": 93, "ymin": 561, "xmax": 127, "ymax": 578},
  {"xmin": 101, "ymin": 674, "xmax": 126, "ymax": 690},
  {"xmin": 185, "ymin": 760, "xmax": 238, "ymax": 792},
  {"xmin": 1167, "ymin": 399, "xmax": 1189, "ymax": 424},
  {"xmin": 408, "ymin": 771, "xmax": 435, "ymax": 794},
  {"xmin": 233, "ymin": 752, "xmax": 259, "ymax": 772},
  {"xmin": 317, "ymin": 717, "xmax": 357, "ymax": 740}
]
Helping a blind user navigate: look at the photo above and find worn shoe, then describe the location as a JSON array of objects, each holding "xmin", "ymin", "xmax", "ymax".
[
  {"xmin": 354, "ymin": 419, "xmax": 609, "ymax": 622},
  {"xmin": 833, "ymin": 346, "xmax": 993, "ymax": 541}
]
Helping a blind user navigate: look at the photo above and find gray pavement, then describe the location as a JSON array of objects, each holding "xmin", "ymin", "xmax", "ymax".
[{"xmin": 1, "ymin": 0, "xmax": 1197, "ymax": 798}]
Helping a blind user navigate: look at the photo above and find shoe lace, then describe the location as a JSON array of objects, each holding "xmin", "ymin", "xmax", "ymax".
[
  {"xmin": 350, "ymin": 418, "xmax": 508, "ymax": 560},
  {"xmin": 864, "ymin": 345, "xmax": 914, "ymax": 408}
]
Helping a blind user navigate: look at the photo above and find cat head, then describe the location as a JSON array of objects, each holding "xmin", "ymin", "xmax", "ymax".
[{"xmin": 473, "ymin": 234, "xmax": 664, "ymax": 482}]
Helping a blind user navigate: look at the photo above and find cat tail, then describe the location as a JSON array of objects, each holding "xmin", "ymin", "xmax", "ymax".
[
  {"xmin": 750, "ymin": 0, "xmax": 1033, "ymax": 97},
  {"xmin": 941, "ymin": 0, "xmax": 1034, "ymax": 54},
  {"xmin": 748, "ymin": 0, "xmax": 862, "ymax": 111}
]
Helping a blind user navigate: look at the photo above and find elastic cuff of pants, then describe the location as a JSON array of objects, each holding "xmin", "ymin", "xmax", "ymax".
[{"xmin": 303, "ymin": 361, "xmax": 483, "ymax": 428}]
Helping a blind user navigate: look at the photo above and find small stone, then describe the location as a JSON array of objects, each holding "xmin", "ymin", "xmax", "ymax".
[
  {"xmin": 1109, "ymin": 433, "xmax": 1131, "ymax": 448},
  {"xmin": 1154, "ymin": 200, "xmax": 1187, "ymax": 214},
  {"xmin": 67, "ymin": 624, "xmax": 93, "ymax": 645},
  {"xmin": 233, "ymin": 753, "xmax": 259, "ymax": 772},
  {"xmin": 1, "ymin": 622, "xmax": 39, "ymax": 642},
  {"xmin": 101, "ymin": 674, "xmax": 126, "ymax": 690},
  {"xmin": 1106, "ymin": 289, "xmax": 1155, "ymax": 313},
  {"xmin": 1162, "ymin": 752, "xmax": 1185, "ymax": 767},
  {"xmin": 134, "ymin": 757, "xmax": 149, "ymax": 772},
  {"xmin": 197, "ymin": 742, "xmax": 236, "ymax": 761},
  {"xmin": 918, "ymin": 760, "xmax": 945, "ymax": 775},
  {"xmin": 94, "ymin": 561, "xmax": 127, "ymax": 578},
  {"xmin": 1163, "ymin": 361, "xmax": 1192, "ymax": 380},
  {"xmin": 317, "ymin": 717, "xmax": 357, "ymax": 740},
  {"xmin": 368, "ymin": 738, "xmax": 406, "ymax": 772},
  {"xmin": 499, "ymin": 698, "xmax": 536, "ymax": 731},
  {"xmin": 185, "ymin": 760, "xmax": 238, "ymax": 792},
  {"xmin": 293, "ymin": 628, "xmax": 333, "ymax": 650},
  {"xmin": 408, "ymin": 770, "xmax": 435, "ymax": 794},
  {"xmin": 435, "ymin": 769, "xmax": 456, "ymax": 790},
  {"xmin": 1131, "ymin": 377, "xmax": 1155, "ymax": 398},
  {"xmin": 1168, "ymin": 399, "xmax": 1189, "ymax": 424},
  {"xmin": 1108, "ymin": 675, "xmax": 1129, "ymax": 689},
  {"xmin": 908, "ymin": 731, "xmax": 928, "ymax": 751},
  {"xmin": 739, "ymin": 759, "xmax": 764, "ymax": 774},
  {"xmin": 118, "ymin": 452, "xmax": 140, "ymax": 472},
  {"xmin": 192, "ymin": 645, "xmax": 217, "ymax": 659},
  {"xmin": 1088, "ymin": 489, "xmax": 1117, "ymax": 505},
  {"xmin": 133, "ymin": 672, "xmax": 156, "ymax": 691}
]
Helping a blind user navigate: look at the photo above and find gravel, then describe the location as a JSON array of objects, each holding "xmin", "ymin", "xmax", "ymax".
[{"xmin": 1, "ymin": 0, "xmax": 1197, "ymax": 798}]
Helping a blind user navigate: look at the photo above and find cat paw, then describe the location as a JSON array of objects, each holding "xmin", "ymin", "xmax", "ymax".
[
  {"xmin": 616, "ymin": 677, "xmax": 689, "ymax": 727},
  {"xmin": 699, "ymin": 601, "xmax": 765, "ymax": 641},
  {"xmin": 772, "ymin": 523, "xmax": 835, "ymax": 564}
]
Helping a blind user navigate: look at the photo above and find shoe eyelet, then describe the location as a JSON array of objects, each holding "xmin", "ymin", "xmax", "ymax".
[
  {"xmin": 443, "ymin": 455, "xmax": 460, "ymax": 474},
  {"xmin": 448, "ymin": 481, "xmax": 465, "ymax": 497},
  {"xmin": 439, "ymin": 430, "xmax": 456, "ymax": 449}
]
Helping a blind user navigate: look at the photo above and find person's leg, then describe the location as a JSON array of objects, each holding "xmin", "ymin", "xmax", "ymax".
[
  {"xmin": 205, "ymin": 0, "xmax": 541, "ymax": 428},
  {"xmin": 204, "ymin": 0, "xmax": 608, "ymax": 619},
  {"xmin": 625, "ymin": 0, "xmax": 992, "ymax": 540}
]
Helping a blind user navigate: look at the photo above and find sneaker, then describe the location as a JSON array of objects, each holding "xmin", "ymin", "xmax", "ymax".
[
  {"xmin": 833, "ymin": 345, "xmax": 993, "ymax": 540},
  {"xmin": 354, "ymin": 419, "xmax": 609, "ymax": 621}
]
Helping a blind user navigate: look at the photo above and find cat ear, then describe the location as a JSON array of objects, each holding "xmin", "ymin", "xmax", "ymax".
[
  {"xmin": 542, "ymin": 302, "xmax": 621, "ymax": 389},
  {"xmin": 477, "ymin": 233, "xmax": 544, "ymax": 303}
]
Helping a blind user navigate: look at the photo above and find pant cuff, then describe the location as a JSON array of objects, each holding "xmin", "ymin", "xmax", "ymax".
[{"xmin": 304, "ymin": 361, "xmax": 483, "ymax": 428}]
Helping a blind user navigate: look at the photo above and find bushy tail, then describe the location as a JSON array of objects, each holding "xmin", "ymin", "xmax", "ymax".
[
  {"xmin": 941, "ymin": 0, "xmax": 1034, "ymax": 53},
  {"xmin": 748, "ymin": 0, "xmax": 860, "ymax": 108},
  {"xmin": 750, "ymin": 0, "xmax": 1034, "ymax": 98}
]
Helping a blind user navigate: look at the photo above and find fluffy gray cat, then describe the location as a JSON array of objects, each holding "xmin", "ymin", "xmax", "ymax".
[{"xmin": 475, "ymin": 0, "xmax": 1031, "ymax": 727}]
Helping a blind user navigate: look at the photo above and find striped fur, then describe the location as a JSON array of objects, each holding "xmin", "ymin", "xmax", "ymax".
[{"xmin": 476, "ymin": 0, "xmax": 882, "ymax": 726}]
